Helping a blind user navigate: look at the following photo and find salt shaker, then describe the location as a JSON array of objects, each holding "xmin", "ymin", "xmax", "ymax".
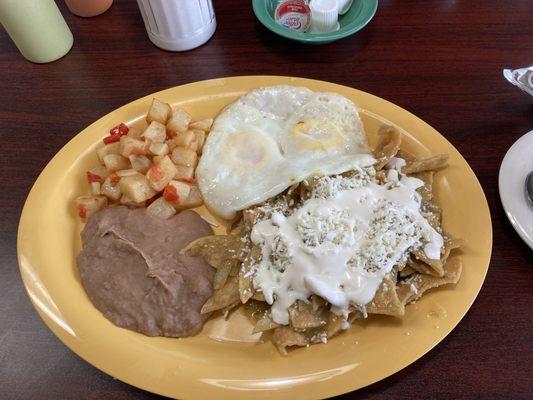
[{"xmin": 136, "ymin": 0, "xmax": 216, "ymax": 52}]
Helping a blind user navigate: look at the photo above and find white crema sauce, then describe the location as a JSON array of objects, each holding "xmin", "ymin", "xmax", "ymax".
[{"xmin": 250, "ymin": 168, "xmax": 443, "ymax": 325}]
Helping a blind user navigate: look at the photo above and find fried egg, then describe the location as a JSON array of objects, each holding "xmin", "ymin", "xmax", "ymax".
[{"xmin": 196, "ymin": 85, "xmax": 375, "ymax": 219}]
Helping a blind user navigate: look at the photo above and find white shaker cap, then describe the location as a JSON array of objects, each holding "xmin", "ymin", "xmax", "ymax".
[
  {"xmin": 136, "ymin": 0, "xmax": 216, "ymax": 52},
  {"xmin": 309, "ymin": 0, "xmax": 339, "ymax": 33}
]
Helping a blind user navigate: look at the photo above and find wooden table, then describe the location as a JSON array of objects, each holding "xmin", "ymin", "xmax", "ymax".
[{"xmin": 1, "ymin": 1, "xmax": 532, "ymax": 399}]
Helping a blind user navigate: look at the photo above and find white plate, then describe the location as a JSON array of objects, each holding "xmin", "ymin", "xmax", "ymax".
[{"xmin": 498, "ymin": 130, "xmax": 533, "ymax": 249}]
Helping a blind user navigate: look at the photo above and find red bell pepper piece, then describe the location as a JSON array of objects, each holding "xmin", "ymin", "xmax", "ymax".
[
  {"xmin": 163, "ymin": 185, "xmax": 179, "ymax": 203},
  {"xmin": 77, "ymin": 205, "xmax": 87, "ymax": 219},
  {"xmin": 110, "ymin": 123, "xmax": 129, "ymax": 136},
  {"xmin": 103, "ymin": 134, "xmax": 120, "ymax": 144},
  {"xmin": 87, "ymin": 171, "xmax": 102, "ymax": 183}
]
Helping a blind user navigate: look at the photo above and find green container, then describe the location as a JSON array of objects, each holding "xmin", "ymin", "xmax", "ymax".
[{"xmin": 252, "ymin": 0, "xmax": 378, "ymax": 44}]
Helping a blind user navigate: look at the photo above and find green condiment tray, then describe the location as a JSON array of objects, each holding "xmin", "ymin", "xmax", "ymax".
[{"xmin": 252, "ymin": 0, "xmax": 378, "ymax": 44}]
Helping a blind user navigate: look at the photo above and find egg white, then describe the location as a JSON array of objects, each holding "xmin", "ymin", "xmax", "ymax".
[{"xmin": 196, "ymin": 85, "xmax": 375, "ymax": 219}]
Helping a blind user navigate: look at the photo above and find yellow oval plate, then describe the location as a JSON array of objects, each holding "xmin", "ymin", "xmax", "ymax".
[{"xmin": 17, "ymin": 76, "xmax": 492, "ymax": 399}]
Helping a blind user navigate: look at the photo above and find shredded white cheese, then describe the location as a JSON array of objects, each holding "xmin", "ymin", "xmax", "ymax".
[{"xmin": 250, "ymin": 170, "xmax": 443, "ymax": 325}]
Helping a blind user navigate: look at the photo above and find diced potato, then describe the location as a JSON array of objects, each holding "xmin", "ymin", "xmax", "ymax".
[
  {"xmin": 174, "ymin": 130, "xmax": 197, "ymax": 148},
  {"xmin": 119, "ymin": 174, "xmax": 157, "ymax": 203},
  {"xmin": 146, "ymin": 98, "xmax": 172, "ymax": 124},
  {"xmin": 96, "ymin": 142, "xmax": 120, "ymax": 163},
  {"xmin": 129, "ymin": 155, "xmax": 152, "ymax": 173},
  {"xmin": 191, "ymin": 129, "xmax": 206, "ymax": 153},
  {"xmin": 103, "ymin": 154, "xmax": 130, "ymax": 172},
  {"xmin": 91, "ymin": 182, "xmax": 101, "ymax": 195},
  {"xmin": 101, "ymin": 176, "xmax": 122, "ymax": 201},
  {"xmin": 87, "ymin": 165, "xmax": 108, "ymax": 183},
  {"xmin": 186, "ymin": 185, "xmax": 203, "ymax": 206},
  {"xmin": 149, "ymin": 141, "xmax": 169, "ymax": 156},
  {"xmin": 174, "ymin": 164, "xmax": 195, "ymax": 182},
  {"xmin": 166, "ymin": 108, "xmax": 191, "ymax": 134},
  {"xmin": 143, "ymin": 121, "xmax": 166, "ymax": 143},
  {"xmin": 119, "ymin": 194, "xmax": 146, "ymax": 208},
  {"xmin": 171, "ymin": 146, "xmax": 197, "ymax": 167},
  {"xmin": 127, "ymin": 126, "xmax": 143, "ymax": 138},
  {"xmin": 146, "ymin": 156, "xmax": 177, "ymax": 191},
  {"xmin": 152, "ymin": 155, "xmax": 164, "ymax": 163},
  {"xmin": 176, "ymin": 185, "xmax": 203, "ymax": 209},
  {"xmin": 116, "ymin": 169, "xmax": 139, "ymax": 177},
  {"xmin": 189, "ymin": 118, "xmax": 213, "ymax": 132},
  {"xmin": 147, "ymin": 197, "xmax": 176, "ymax": 219},
  {"xmin": 120, "ymin": 136, "xmax": 147, "ymax": 157},
  {"xmin": 166, "ymin": 139, "xmax": 177, "ymax": 151},
  {"xmin": 75, "ymin": 195, "xmax": 107, "ymax": 220},
  {"xmin": 163, "ymin": 180, "xmax": 191, "ymax": 205}
]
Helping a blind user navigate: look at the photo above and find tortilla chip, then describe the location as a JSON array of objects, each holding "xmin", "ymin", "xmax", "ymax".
[
  {"xmin": 366, "ymin": 275, "xmax": 405, "ymax": 317},
  {"xmin": 213, "ymin": 264, "xmax": 231, "ymax": 290},
  {"xmin": 397, "ymin": 257, "xmax": 462, "ymax": 305},
  {"xmin": 348, "ymin": 310, "xmax": 363, "ymax": 323},
  {"xmin": 272, "ymin": 327, "xmax": 308, "ymax": 356},
  {"xmin": 374, "ymin": 125, "xmax": 402, "ymax": 169},
  {"xmin": 412, "ymin": 171, "xmax": 434, "ymax": 202},
  {"xmin": 298, "ymin": 174, "xmax": 322, "ymax": 200},
  {"xmin": 229, "ymin": 262, "xmax": 240, "ymax": 277},
  {"xmin": 243, "ymin": 193, "xmax": 291, "ymax": 231},
  {"xmin": 239, "ymin": 244, "xmax": 261, "ymax": 304},
  {"xmin": 422, "ymin": 200, "xmax": 442, "ymax": 230},
  {"xmin": 396, "ymin": 148, "xmax": 416, "ymax": 162},
  {"xmin": 227, "ymin": 212, "xmax": 244, "ymax": 234},
  {"xmin": 181, "ymin": 235, "xmax": 244, "ymax": 270},
  {"xmin": 243, "ymin": 209, "xmax": 260, "ymax": 232},
  {"xmin": 399, "ymin": 265, "xmax": 416, "ymax": 277},
  {"xmin": 201, "ymin": 276, "xmax": 240, "ymax": 314},
  {"xmin": 299, "ymin": 178, "xmax": 312, "ymax": 201},
  {"xmin": 326, "ymin": 313, "xmax": 348, "ymax": 337},
  {"xmin": 222, "ymin": 301, "xmax": 241, "ymax": 315},
  {"xmin": 310, "ymin": 295, "xmax": 327, "ymax": 311},
  {"xmin": 253, "ymin": 314, "xmax": 280, "ymax": 333},
  {"xmin": 289, "ymin": 301, "xmax": 327, "ymax": 330},
  {"xmin": 391, "ymin": 261, "xmax": 405, "ymax": 278},
  {"xmin": 252, "ymin": 292, "xmax": 266, "ymax": 301},
  {"xmin": 409, "ymin": 255, "xmax": 441, "ymax": 277},
  {"xmin": 403, "ymin": 154, "xmax": 449, "ymax": 174},
  {"xmin": 286, "ymin": 183, "xmax": 301, "ymax": 206},
  {"xmin": 396, "ymin": 262, "xmax": 406, "ymax": 274},
  {"xmin": 410, "ymin": 237, "xmax": 463, "ymax": 277}
]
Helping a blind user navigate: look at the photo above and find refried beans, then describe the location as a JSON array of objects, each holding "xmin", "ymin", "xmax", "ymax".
[{"xmin": 77, "ymin": 206, "xmax": 214, "ymax": 337}]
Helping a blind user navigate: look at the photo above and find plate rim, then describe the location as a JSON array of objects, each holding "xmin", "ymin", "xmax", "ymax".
[
  {"xmin": 498, "ymin": 130, "xmax": 533, "ymax": 250},
  {"xmin": 17, "ymin": 75, "xmax": 493, "ymax": 399}
]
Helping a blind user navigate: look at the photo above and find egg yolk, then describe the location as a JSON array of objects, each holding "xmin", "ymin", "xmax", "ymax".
[
  {"xmin": 290, "ymin": 119, "xmax": 343, "ymax": 152},
  {"xmin": 222, "ymin": 131, "xmax": 273, "ymax": 171}
]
